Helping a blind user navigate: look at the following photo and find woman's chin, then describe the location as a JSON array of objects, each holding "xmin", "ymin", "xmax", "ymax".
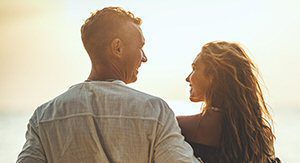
[{"xmin": 189, "ymin": 96, "xmax": 202, "ymax": 102}]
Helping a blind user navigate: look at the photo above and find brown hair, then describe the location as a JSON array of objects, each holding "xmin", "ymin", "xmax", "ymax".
[
  {"xmin": 200, "ymin": 41, "xmax": 275, "ymax": 162},
  {"xmin": 81, "ymin": 7, "xmax": 142, "ymax": 62}
]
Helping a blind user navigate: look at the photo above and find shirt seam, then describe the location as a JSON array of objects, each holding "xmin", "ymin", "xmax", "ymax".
[{"xmin": 39, "ymin": 113, "xmax": 164, "ymax": 126}]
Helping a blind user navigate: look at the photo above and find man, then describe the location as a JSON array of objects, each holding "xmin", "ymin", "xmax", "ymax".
[{"xmin": 17, "ymin": 7, "xmax": 199, "ymax": 163}]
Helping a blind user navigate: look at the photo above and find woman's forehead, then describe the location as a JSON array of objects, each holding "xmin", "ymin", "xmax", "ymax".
[{"xmin": 193, "ymin": 54, "xmax": 202, "ymax": 65}]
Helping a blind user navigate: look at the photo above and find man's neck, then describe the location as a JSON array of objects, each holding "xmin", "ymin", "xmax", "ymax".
[{"xmin": 87, "ymin": 66, "xmax": 123, "ymax": 82}]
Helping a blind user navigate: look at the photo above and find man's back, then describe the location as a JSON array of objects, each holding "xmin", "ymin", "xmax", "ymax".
[{"xmin": 17, "ymin": 80, "xmax": 197, "ymax": 163}]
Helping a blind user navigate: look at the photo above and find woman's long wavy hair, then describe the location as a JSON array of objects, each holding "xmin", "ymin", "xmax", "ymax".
[{"xmin": 199, "ymin": 41, "xmax": 275, "ymax": 162}]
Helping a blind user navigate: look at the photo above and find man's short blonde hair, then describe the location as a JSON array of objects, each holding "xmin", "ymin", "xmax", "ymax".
[
  {"xmin": 81, "ymin": 7, "xmax": 141, "ymax": 32},
  {"xmin": 81, "ymin": 7, "xmax": 142, "ymax": 62}
]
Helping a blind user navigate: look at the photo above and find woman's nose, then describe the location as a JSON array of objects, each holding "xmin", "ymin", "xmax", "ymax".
[
  {"xmin": 141, "ymin": 50, "xmax": 147, "ymax": 62},
  {"xmin": 186, "ymin": 74, "xmax": 190, "ymax": 82}
]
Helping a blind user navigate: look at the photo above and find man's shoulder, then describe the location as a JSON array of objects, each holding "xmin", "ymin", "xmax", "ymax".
[
  {"xmin": 29, "ymin": 84, "xmax": 82, "ymax": 124},
  {"xmin": 121, "ymin": 84, "xmax": 169, "ymax": 108},
  {"xmin": 124, "ymin": 85, "xmax": 160, "ymax": 100},
  {"xmin": 112, "ymin": 83, "xmax": 175, "ymax": 119}
]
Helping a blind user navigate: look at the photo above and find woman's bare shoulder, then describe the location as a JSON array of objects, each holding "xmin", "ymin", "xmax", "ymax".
[
  {"xmin": 176, "ymin": 114, "xmax": 200, "ymax": 136},
  {"xmin": 177, "ymin": 114, "xmax": 199, "ymax": 125}
]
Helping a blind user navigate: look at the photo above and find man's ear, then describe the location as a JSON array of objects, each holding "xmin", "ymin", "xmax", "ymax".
[{"xmin": 110, "ymin": 38, "xmax": 123, "ymax": 58}]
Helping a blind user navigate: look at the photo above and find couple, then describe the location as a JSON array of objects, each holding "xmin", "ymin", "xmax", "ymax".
[{"xmin": 17, "ymin": 7, "xmax": 278, "ymax": 163}]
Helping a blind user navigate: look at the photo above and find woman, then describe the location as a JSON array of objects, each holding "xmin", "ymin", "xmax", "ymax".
[{"xmin": 177, "ymin": 41, "xmax": 280, "ymax": 162}]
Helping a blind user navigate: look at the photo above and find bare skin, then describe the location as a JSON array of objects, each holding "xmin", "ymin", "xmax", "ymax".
[
  {"xmin": 87, "ymin": 22, "xmax": 147, "ymax": 84},
  {"xmin": 177, "ymin": 109, "xmax": 222, "ymax": 147},
  {"xmin": 177, "ymin": 55, "xmax": 222, "ymax": 147}
]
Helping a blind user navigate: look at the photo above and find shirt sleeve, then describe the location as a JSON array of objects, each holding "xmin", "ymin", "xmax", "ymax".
[
  {"xmin": 153, "ymin": 100, "xmax": 200, "ymax": 163},
  {"xmin": 17, "ymin": 114, "xmax": 47, "ymax": 163}
]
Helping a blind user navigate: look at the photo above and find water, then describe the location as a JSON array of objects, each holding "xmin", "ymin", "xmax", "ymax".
[
  {"xmin": 1, "ymin": 101, "xmax": 298, "ymax": 162},
  {"xmin": 0, "ymin": 111, "xmax": 31, "ymax": 163}
]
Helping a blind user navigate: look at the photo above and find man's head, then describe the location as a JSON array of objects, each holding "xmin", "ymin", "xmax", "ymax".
[{"xmin": 81, "ymin": 7, "xmax": 147, "ymax": 84}]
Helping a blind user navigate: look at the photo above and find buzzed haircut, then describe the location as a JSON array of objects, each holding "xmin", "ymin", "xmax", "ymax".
[{"xmin": 81, "ymin": 7, "xmax": 142, "ymax": 62}]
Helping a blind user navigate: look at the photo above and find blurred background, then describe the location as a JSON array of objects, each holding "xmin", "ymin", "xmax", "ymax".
[{"xmin": 1, "ymin": 0, "xmax": 299, "ymax": 162}]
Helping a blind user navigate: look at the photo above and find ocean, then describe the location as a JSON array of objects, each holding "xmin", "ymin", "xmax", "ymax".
[{"xmin": 0, "ymin": 101, "xmax": 298, "ymax": 162}]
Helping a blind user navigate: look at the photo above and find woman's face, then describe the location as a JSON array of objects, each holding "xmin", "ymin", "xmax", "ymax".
[{"xmin": 186, "ymin": 55, "xmax": 211, "ymax": 102}]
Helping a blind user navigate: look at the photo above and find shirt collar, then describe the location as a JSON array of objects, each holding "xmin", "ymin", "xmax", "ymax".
[{"xmin": 84, "ymin": 79, "xmax": 126, "ymax": 85}]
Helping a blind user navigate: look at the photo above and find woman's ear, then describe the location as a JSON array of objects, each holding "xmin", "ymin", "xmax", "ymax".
[{"xmin": 110, "ymin": 38, "xmax": 123, "ymax": 58}]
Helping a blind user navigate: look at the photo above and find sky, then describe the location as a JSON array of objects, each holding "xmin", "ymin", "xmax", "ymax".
[{"xmin": 0, "ymin": 0, "xmax": 300, "ymax": 112}]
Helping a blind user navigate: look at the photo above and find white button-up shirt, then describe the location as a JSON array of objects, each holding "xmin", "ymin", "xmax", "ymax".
[{"xmin": 17, "ymin": 80, "xmax": 199, "ymax": 163}]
